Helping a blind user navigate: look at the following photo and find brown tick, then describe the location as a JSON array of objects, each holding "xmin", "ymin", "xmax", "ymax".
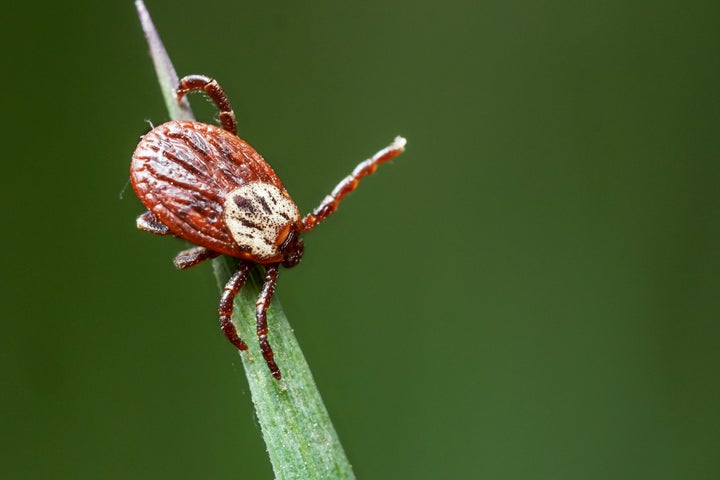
[{"xmin": 130, "ymin": 75, "xmax": 406, "ymax": 379}]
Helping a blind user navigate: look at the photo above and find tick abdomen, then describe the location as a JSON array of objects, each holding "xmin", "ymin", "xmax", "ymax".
[{"xmin": 131, "ymin": 121, "xmax": 293, "ymax": 259}]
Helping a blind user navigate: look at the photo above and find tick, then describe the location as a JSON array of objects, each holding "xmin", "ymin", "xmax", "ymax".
[{"xmin": 130, "ymin": 74, "xmax": 406, "ymax": 379}]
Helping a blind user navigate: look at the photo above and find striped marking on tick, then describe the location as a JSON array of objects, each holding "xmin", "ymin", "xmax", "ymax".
[{"xmin": 224, "ymin": 182, "xmax": 301, "ymax": 260}]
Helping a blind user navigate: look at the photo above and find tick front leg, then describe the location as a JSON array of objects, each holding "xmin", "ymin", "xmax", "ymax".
[
  {"xmin": 173, "ymin": 246, "xmax": 221, "ymax": 270},
  {"xmin": 176, "ymin": 75, "xmax": 237, "ymax": 136},
  {"xmin": 136, "ymin": 210, "xmax": 171, "ymax": 235},
  {"xmin": 301, "ymin": 136, "xmax": 407, "ymax": 232},
  {"xmin": 218, "ymin": 261, "xmax": 252, "ymax": 351},
  {"xmin": 256, "ymin": 264, "xmax": 281, "ymax": 380}
]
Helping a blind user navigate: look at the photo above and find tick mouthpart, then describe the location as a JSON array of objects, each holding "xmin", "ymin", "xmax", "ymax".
[{"xmin": 280, "ymin": 231, "xmax": 304, "ymax": 268}]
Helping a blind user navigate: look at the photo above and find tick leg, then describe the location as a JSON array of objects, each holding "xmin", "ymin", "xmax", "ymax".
[
  {"xmin": 173, "ymin": 246, "xmax": 221, "ymax": 270},
  {"xmin": 218, "ymin": 261, "xmax": 252, "ymax": 351},
  {"xmin": 176, "ymin": 75, "xmax": 237, "ymax": 136},
  {"xmin": 301, "ymin": 136, "xmax": 407, "ymax": 232},
  {"xmin": 256, "ymin": 263, "xmax": 282, "ymax": 380},
  {"xmin": 136, "ymin": 210, "xmax": 171, "ymax": 235}
]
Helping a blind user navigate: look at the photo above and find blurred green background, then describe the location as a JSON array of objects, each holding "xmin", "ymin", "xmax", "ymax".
[{"xmin": 2, "ymin": 0, "xmax": 719, "ymax": 478}]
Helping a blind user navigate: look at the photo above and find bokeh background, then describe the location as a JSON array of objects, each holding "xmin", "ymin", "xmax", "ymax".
[{"xmin": 2, "ymin": 0, "xmax": 719, "ymax": 478}]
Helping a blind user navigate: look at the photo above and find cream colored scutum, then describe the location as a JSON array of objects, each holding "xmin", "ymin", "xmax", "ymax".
[{"xmin": 223, "ymin": 182, "xmax": 300, "ymax": 260}]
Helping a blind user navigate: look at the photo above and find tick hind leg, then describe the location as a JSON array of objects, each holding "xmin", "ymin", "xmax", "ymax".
[
  {"xmin": 176, "ymin": 75, "xmax": 237, "ymax": 135},
  {"xmin": 218, "ymin": 261, "xmax": 252, "ymax": 351},
  {"xmin": 137, "ymin": 211, "xmax": 221, "ymax": 269},
  {"xmin": 256, "ymin": 264, "xmax": 282, "ymax": 380},
  {"xmin": 137, "ymin": 210, "xmax": 171, "ymax": 235},
  {"xmin": 173, "ymin": 246, "xmax": 221, "ymax": 270},
  {"xmin": 218, "ymin": 262, "xmax": 283, "ymax": 380}
]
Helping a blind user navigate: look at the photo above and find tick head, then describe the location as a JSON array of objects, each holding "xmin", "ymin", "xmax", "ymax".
[{"xmin": 280, "ymin": 230, "xmax": 304, "ymax": 268}]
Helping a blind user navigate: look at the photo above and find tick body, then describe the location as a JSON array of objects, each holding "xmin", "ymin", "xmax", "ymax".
[{"xmin": 131, "ymin": 74, "xmax": 406, "ymax": 379}]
